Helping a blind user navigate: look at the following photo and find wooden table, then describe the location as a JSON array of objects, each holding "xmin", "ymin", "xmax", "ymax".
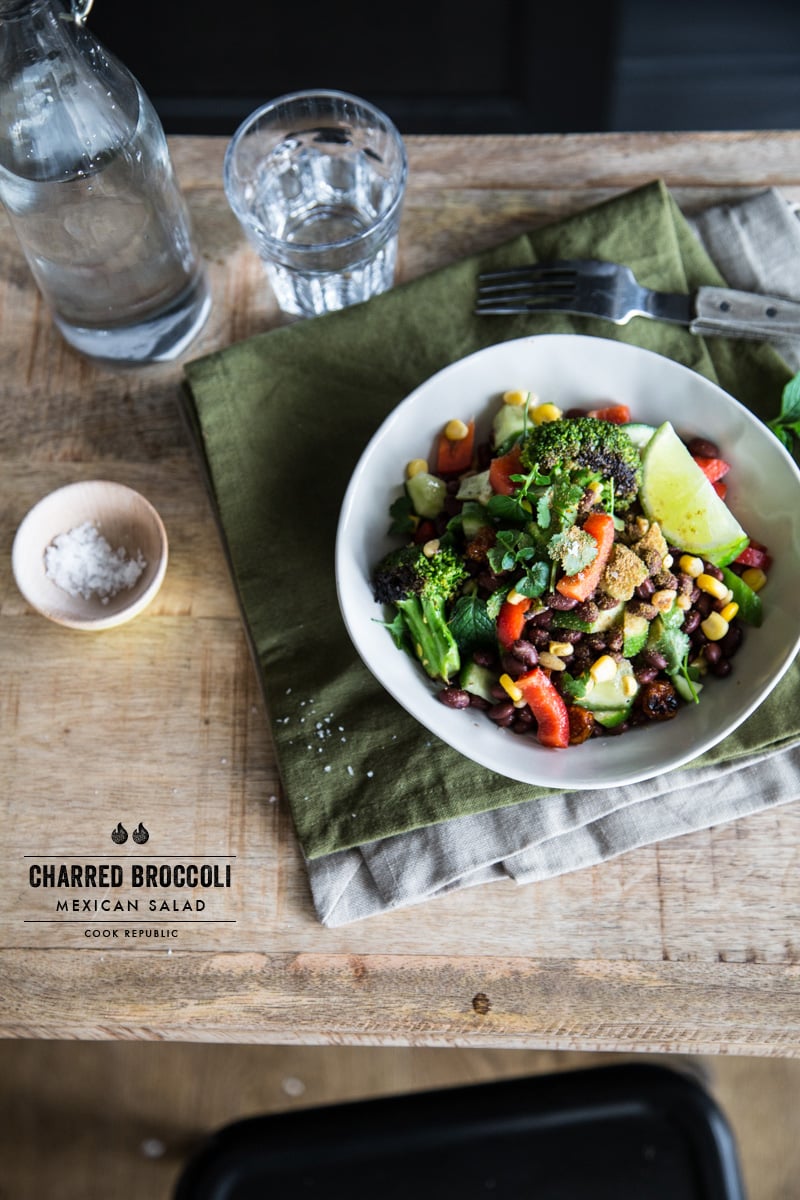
[{"xmin": 3, "ymin": 133, "xmax": 800, "ymax": 1052}]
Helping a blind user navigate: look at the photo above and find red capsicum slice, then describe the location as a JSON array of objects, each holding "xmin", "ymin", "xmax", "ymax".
[
  {"xmin": 488, "ymin": 442, "xmax": 523, "ymax": 496},
  {"xmin": 692, "ymin": 455, "xmax": 731, "ymax": 483},
  {"xmin": 496, "ymin": 596, "xmax": 531, "ymax": 648},
  {"xmin": 515, "ymin": 668, "xmax": 570, "ymax": 749},
  {"xmin": 587, "ymin": 403, "xmax": 631, "ymax": 424},
  {"xmin": 555, "ymin": 511, "xmax": 615, "ymax": 603},
  {"xmin": 436, "ymin": 419, "xmax": 475, "ymax": 476}
]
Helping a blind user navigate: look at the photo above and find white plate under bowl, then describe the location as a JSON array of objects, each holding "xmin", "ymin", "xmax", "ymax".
[{"xmin": 336, "ymin": 334, "xmax": 800, "ymax": 790}]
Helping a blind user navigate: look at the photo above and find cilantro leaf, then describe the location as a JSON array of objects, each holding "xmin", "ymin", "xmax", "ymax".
[
  {"xmin": 547, "ymin": 526, "xmax": 598, "ymax": 575},
  {"xmin": 388, "ymin": 493, "xmax": 416, "ymax": 536},
  {"xmin": 768, "ymin": 371, "xmax": 800, "ymax": 459},
  {"xmin": 514, "ymin": 561, "xmax": 550, "ymax": 598},
  {"xmin": 647, "ymin": 610, "xmax": 690, "ymax": 675}
]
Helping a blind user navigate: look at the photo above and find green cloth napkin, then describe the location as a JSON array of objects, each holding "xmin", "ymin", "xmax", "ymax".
[{"xmin": 183, "ymin": 179, "xmax": 798, "ymax": 860}]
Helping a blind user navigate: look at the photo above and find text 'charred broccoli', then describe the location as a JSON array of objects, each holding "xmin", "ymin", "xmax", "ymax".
[
  {"xmin": 520, "ymin": 416, "xmax": 642, "ymax": 509},
  {"xmin": 372, "ymin": 543, "xmax": 467, "ymax": 683}
]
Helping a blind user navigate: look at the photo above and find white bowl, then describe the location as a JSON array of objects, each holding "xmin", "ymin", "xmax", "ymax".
[
  {"xmin": 12, "ymin": 480, "xmax": 168, "ymax": 631},
  {"xmin": 336, "ymin": 334, "xmax": 800, "ymax": 790}
]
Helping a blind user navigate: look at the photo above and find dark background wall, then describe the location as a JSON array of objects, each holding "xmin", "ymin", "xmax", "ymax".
[{"xmin": 87, "ymin": 0, "xmax": 800, "ymax": 136}]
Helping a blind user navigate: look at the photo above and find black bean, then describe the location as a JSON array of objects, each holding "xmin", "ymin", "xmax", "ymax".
[
  {"xmin": 473, "ymin": 648, "xmax": 497, "ymax": 668},
  {"xmin": 490, "ymin": 683, "xmax": 508, "ymax": 700},
  {"xmin": 530, "ymin": 608, "xmax": 553, "ymax": 627},
  {"xmin": 574, "ymin": 600, "xmax": 600, "ymax": 624},
  {"xmin": 641, "ymin": 647, "xmax": 668, "ymax": 670},
  {"xmin": 636, "ymin": 577, "xmax": 655, "ymax": 600},
  {"xmin": 654, "ymin": 570, "xmax": 679, "ymax": 590},
  {"xmin": 469, "ymin": 694, "xmax": 490, "ymax": 710},
  {"xmin": 710, "ymin": 658, "xmax": 732, "ymax": 677},
  {"xmin": 501, "ymin": 653, "xmax": 526, "ymax": 679},
  {"xmin": 635, "ymin": 666, "xmax": 658, "ymax": 684},
  {"xmin": 720, "ymin": 624, "xmax": 743, "ymax": 658},
  {"xmin": 682, "ymin": 610, "xmax": 701, "ymax": 634},
  {"xmin": 438, "ymin": 687, "xmax": 471, "ymax": 709},
  {"xmin": 703, "ymin": 641, "xmax": 722, "ymax": 665},
  {"xmin": 488, "ymin": 702, "xmax": 515, "ymax": 725},
  {"xmin": 703, "ymin": 562, "xmax": 724, "ymax": 581},
  {"xmin": 529, "ymin": 627, "xmax": 551, "ymax": 647},
  {"xmin": 551, "ymin": 627, "xmax": 584, "ymax": 644},
  {"xmin": 606, "ymin": 628, "xmax": 624, "ymax": 653},
  {"xmin": 545, "ymin": 591, "xmax": 579, "ymax": 611},
  {"xmin": 687, "ymin": 436, "xmax": 720, "ymax": 458},
  {"xmin": 696, "ymin": 593, "xmax": 713, "ymax": 617},
  {"xmin": 510, "ymin": 639, "xmax": 539, "ymax": 666},
  {"xmin": 597, "ymin": 592, "xmax": 622, "ymax": 610}
]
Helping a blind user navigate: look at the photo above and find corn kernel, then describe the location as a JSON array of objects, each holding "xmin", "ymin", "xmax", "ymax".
[
  {"xmin": 675, "ymin": 593, "xmax": 692, "ymax": 611},
  {"xmin": 406, "ymin": 458, "xmax": 428, "ymax": 478},
  {"xmin": 701, "ymin": 612, "xmax": 729, "ymax": 641},
  {"xmin": 679, "ymin": 554, "xmax": 704, "ymax": 578},
  {"xmin": 663, "ymin": 554, "xmax": 673, "ymax": 569},
  {"xmin": 548, "ymin": 641, "xmax": 574, "ymax": 658},
  {"xmin": 538, "ymin": 651, "xmax": 566, "ymax": 671},
  {"xmin": 531, "ymin": 402, "xmax": 562, "ymax": 425},
  {"xmin": 444, "ymin": 418, "xmax": 469, "ymax": 441},
  {"xmin": 721, "ymin": 587, "xmax": 734, "ymax": 604},
  {"xmin": 742, "ymin": 566, "xmax": 767, "ymax": 592},
  {"xmin": 499, "ymin": 673, "xmax": 523, "ymax": 702},
  {"xmin": 590, "ymin": 655, "xmax": 618, "ymax": 683},
  {"xmin": 697, "ymin": 572, "xmax": 728, "ymax": 601},
  {"xmin": 506, "ymin": 587, "xmax": 528, "ymax": 605},
  {"xmin": 652, "ymin": 588, "xmax": 677, "ymax": 612},
  {"xmin": 502, "ymin": 389, "xmax": 528, "ymax": 407},
  {"xmin": 422, "ymin": 538, "xmax": 440, "ymax": 558},
  {"xmin": 720, "ymin": 601, "xmax": 739, "ymax": 623},
  {"xmin": 621, "ymin": 673, "xmax": 639, "ymax": 698}
]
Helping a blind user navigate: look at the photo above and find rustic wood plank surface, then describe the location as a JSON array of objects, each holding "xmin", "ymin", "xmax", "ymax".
[{"xmin": 2, "ymin": 133, "xmax": 800, "ymax": 1050}]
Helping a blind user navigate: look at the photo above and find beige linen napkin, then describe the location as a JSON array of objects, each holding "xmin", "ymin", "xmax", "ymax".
[{"xmin": 307, "ymin": 188, "xmax": 800, "ymax": 925}]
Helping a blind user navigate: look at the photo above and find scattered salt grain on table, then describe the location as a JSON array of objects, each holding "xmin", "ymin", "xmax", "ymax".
[{"xmin": 44, "ymin": 520, "xmax": 145, "ymax": 604}]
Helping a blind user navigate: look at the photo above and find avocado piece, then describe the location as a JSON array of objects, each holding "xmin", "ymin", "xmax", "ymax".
[
  {"xmin": 555, "ymin": 600, "xmax": 624, "ymax": 634},
  {"xmin": 460, "ymin": 659, "xmax": 498, "ymax": 704},
  {"xmin": 622, "ymin": 609, "xmax": 650, "ymax": 657},
  {"xmin": 456, "ymin": 468, "xmax": 493, "ymax": 508},
  {"xmin": 406, "ymin": 470, "xmax": 446, "ymax": 519}
]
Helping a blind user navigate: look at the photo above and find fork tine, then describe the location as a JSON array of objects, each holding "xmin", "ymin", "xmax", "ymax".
[
  {"xmin": 476, "ymin": 278, "xmax": 575, "ymax": 298},
  {"xmin": 474, "ymin": 296, "xmax": 580, "ymax": 315},
  {"xmin": 478, "ymin": 263, "xmax": 578, "ymax": 284}
]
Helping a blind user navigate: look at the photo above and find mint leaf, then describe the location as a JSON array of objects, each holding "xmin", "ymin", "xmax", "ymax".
[{"xmin": 449, "ymin": 594, "xmax": 496, "ymax": 654}]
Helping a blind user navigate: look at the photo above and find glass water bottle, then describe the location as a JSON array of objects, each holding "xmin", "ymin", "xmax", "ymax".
[{"xmin": 0, "ymin": 0, "xmax": 211, "ymax": 363}]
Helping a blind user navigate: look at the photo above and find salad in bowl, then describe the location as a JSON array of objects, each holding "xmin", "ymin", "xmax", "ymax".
[
  {"xmin": 372, "ymin": 392, "xmax": 764, "ymax": 750},
  {"xmin": 336, "ymin": 335, "xmax": 800, "ymax": 789}
]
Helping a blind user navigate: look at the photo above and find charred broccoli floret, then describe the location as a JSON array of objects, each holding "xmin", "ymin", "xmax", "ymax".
[
  {"xmin": 372, "ymin": 543, "xmax": 468, "ymax": 683},
  {"xmin": 520, "ymin": 417, "xmax": 642, "ymax": 509}
]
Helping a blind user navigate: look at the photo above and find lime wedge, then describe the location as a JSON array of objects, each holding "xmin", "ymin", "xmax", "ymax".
[{"xmin": 639, "ymin": 421, "xmax": 749, "ymax": 565}]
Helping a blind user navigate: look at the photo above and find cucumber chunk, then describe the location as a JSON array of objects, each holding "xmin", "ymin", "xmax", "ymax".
[
  {"xmin": 460, "ymin": 659, "xmax": 498, "ymax": 704},
  {"xmin": 406, "ymin": 471, "xmax": 446, "ymax": 519}
]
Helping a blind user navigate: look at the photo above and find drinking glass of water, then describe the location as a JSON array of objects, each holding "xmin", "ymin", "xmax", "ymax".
[{"xmin": 223, "ymin": 90, "xmax": 408, "ymax": 317}]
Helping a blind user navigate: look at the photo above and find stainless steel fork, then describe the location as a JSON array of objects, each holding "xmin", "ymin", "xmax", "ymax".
[{"xmin": 476, "ymin": 258, "xmax": 800, "ymax": 340}]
